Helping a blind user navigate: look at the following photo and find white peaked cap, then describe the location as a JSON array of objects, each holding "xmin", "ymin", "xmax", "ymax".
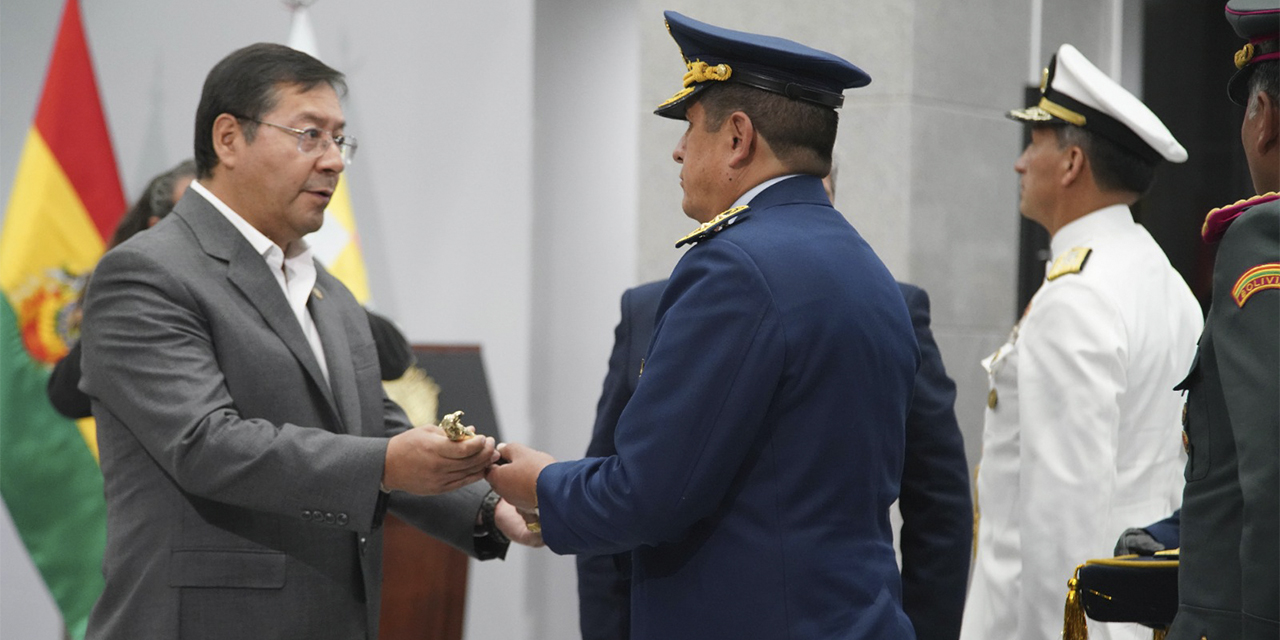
[{"xmin": 1009, "ymin": 44, "xmax": 1188, "ymax": 164}]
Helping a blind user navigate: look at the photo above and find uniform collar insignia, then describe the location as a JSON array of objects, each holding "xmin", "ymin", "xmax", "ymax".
[
  {"xmin": 1046, "ymin": 247, "xmax": 1092, "ymax": 281},
  {"xmin": 675, "ymin": 205, "xmax": 750, "ymax": 248},
  {"xmin": 1202, "ymin": 192, "xmax": 1279, "ymax": 244}
]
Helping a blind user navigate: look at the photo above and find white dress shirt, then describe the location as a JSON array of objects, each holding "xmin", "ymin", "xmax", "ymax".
[
  {"xmin": 732, "ymin": 174, "xmax": 801, "ymax": 209},
  {"xmin": 961, "ymin": 205, "xmax": 1202, "ymax": 640},
  {"xmin": 190, "ymin": 181, "xmax": 330, "ymax": 387}
]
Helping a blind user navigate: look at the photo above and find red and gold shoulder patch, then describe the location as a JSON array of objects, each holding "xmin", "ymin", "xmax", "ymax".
[
  {"xmin": 1202, "ymin": 192, "xmax": 1280, "ymax": 243},
  {"xmin": 1232, "ymin": 263, "xmax": 1280, "ymax": 307}
]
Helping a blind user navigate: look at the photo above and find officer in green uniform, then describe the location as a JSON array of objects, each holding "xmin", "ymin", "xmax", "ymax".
[{"xmin": 1167, "ymin": 2, "xmax": 1280, "ymax": 638}]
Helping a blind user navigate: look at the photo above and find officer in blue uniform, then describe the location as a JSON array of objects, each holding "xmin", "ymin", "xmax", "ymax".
[
  {"xmin": 576, "ymin": 279, "xmax": 971, "ymax": 640},
  {"xmin": 488, "ymin": 11, "xmax": 919, "ymax": 640},
  {"xmin": 577, "ymin": 176, "xmax": 973, "ymax": 640}
]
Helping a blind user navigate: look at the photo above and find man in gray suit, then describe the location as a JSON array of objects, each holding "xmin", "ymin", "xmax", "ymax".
[{"xmin": 79, "ymin": 43, "xmax": 536, "ymax": 639}]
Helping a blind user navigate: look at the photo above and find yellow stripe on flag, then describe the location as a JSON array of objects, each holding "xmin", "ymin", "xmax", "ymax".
[
  {"xmin": 324, "ymin": 177, "xmax": 371, "ymax": 303},
  {"xmin": 0, "ymin": 130, "xmax": 104, "ymax": 294},
  {"xmin": 74, "ymin": 416, "xmax": 98, "ymax": 461},
  {"xmin": 285, "ymin": 7, "xmax": 373, "ymax": 305}
]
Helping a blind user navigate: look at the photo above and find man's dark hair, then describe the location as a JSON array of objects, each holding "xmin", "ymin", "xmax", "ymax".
[
  {"xmin": 1053, "ymin": 124, "xmax": 1158, "ymax": 196},
  {"xmin": 108, "ymin": 159, "xmax": 197, "ymax": 249},
  {"xmin": 694, "ymin": 83, "xmax": 839, "ymax": 176},
  {"xmin": 194, "ymin": 43, "xmax": 346, "ymax": 179}
]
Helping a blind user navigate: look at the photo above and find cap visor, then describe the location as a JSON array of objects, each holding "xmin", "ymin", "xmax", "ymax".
[
  {"xmin": 654, "ymin": 83, "xmax": 710, "ymax": 119},
  {"xmin": 1227, "ymin": 66, "xmax": 1254, "ymax": 106},
  {"xmin": 1007, "ymin": 105, "xmax": 1065, "ymax": 124}
]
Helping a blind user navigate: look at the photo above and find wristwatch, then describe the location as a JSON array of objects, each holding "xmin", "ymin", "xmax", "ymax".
[{"xmin": 476, "ymin": 489, "xmax": 509, "ymax": 545}]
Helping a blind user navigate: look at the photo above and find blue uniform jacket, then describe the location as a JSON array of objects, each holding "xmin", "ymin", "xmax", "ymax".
[
  {"xmin": 540, "ymin": 175, "xmax": 919, "ymax": 640},
  {"xmin": 577, "ymin": 281, "xmax": 971, "ymax": 640}
]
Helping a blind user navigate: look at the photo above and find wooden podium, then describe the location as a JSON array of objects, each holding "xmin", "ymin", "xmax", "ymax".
[{"xmin": 379, "ymin": 345, "xmax": 503, "ymax": 640}]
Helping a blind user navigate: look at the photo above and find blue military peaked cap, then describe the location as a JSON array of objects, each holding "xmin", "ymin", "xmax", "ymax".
[{"xmin": 654, "ymin": 11, "xmax": 871, "ymax": 119}]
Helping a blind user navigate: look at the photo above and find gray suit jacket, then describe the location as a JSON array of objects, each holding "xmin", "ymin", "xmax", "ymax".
[{"xmin": 80, "ymin": 190, "xmax": 499, "ymax": 640}]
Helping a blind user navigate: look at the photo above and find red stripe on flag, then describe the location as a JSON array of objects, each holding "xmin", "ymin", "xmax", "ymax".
[{"xmin": 33, "ymin": 0, "xmax": 125, "ymax": 242}]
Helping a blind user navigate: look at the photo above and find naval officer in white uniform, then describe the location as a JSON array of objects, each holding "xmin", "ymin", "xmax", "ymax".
[{"xmin": 960, "ymin": 44, "xmax": 1203, "ymax": 640}]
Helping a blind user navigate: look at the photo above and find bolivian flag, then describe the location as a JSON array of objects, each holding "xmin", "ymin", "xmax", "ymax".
[
  {"xmin": 0, "ymin": 0, "xmax": 123, "ymax": 637},
  {"xmin": 286, "ymin": 3, "xmax": 372, "ymax": 302}
]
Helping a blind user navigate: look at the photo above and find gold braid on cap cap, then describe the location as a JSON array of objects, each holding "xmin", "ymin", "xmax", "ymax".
[
  {"xmin": 658, "ymin": 61, "xmax": 733, "ymax": 108},
  {"xmin": 1018, "ymin": 65, "xmax": 1086, "ymax": 126},
  {"xmin": 1236, "ymin": 42, "xmax": 1255, "ymax": 69},
  {"xmin": 1033, "ymin": 63, "xmax": 1085, "ymax": 126},
  {"xmin": 683, "ymin": 61, "xmax": 732, "ymax": 85},
  {"xmin": 1037, "ymin": 97, "xmax": 1086, "ymax": 126}
]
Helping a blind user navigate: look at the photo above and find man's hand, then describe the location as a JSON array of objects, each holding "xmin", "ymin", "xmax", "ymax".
[
  {"xmin": 495, "ymin": 498, "xmax": 545, "ymax": 548},
  {"xmin": 383, "ymin": 425, "xmax": 498, "ymax": 495},
  {"xmin": 1113, "ymin": 527, "xmax": 1165, "ymax": 556},
  {"xmin": 485, "ymin": 442, "xmax": 555, "ymax": 512}
]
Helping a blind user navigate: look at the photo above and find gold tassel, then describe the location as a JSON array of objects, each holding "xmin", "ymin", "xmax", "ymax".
[
  {"xmin": 1063, "ymin": 566, "xmax": 1088, "ymax": 640},
  {"xmin": 1152, "ymin": 628, "xmax": 1168, "ymax": 640}
]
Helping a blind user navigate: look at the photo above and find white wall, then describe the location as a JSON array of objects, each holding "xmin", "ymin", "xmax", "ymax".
[{"xmin": 526, "ymin": 0, "xmax": 640, "ymax": 637}]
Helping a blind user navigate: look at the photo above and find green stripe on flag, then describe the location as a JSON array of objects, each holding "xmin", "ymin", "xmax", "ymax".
[{"xmin": 0, "ymin": 295, "xmax": 104, "ymax": 640}]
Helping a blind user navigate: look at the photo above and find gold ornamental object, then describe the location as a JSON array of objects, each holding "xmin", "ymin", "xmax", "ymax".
[{"xmin": 439, "ymin": 410, "xmax": 473, "ymax": 441}]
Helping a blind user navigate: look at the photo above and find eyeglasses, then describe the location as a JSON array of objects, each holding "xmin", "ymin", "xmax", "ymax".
[{"xmin": 238, "ymin": 116, "xmax": 358, "ymax": 165}]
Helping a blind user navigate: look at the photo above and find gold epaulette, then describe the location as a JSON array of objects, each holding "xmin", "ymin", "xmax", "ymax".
[
  {"xmin": 1047, "ymin": 247, "xmax": 1092, "ymax": 281},
  {"xmin": 674, "ymin": 205, "xmax": 750, "ymax": 248}
]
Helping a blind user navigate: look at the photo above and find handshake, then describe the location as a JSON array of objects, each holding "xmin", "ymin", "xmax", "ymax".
[{"xmin": 382, "ymin": 411, "xmax": 556, "ymax": 548}]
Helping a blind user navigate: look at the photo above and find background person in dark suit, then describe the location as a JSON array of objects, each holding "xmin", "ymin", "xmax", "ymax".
[
  {"xmin": 890, "ymin": 282, "xmax": 972, "ymax": 640},
  {"xmin": 822, "ymin": 169, "xmax": 972, "ymax": 640},
  {"xmin": 577, "ymin": 174, "xmax": 972, "ymax": 640},
  {"xmin": 575, "ymin": 280, "xmax": 664, "ymax": 640},
  {"xmin": 489, "ymin": 12, "xmax": 919, "ymax": 640},
  {"xmin": 79, "ymin": 43, "xmax": 536, "ymax": 640}
]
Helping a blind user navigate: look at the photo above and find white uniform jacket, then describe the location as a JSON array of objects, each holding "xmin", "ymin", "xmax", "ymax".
[{"xmin": 961, "ymin": 205, "xmax": 1203, "ymax": 640}]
